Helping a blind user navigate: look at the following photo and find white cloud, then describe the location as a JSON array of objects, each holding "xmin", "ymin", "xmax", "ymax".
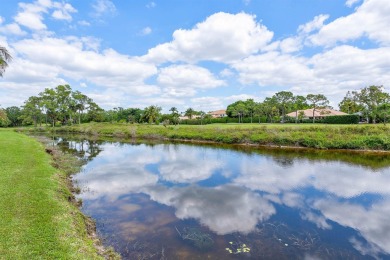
[
  {"xmin": 78, "ymin": 20, "xmax": 91, "ymax": 26},
  {"xmin": 146, "ymin": 2, "xmax": 156, "ymax": 8},
  {"xmin": 145, "ymin": 185, "xmax": 275, "ymax": 235},
  {"xmin": 158, "ymin": 148, "xmax": 223, "ymax": 183},
  {"xmin": 298, "ymin": 14, "xmax": 330, "ymax": 34},
  {"xmin": 0, "ymin": 23, "xmax": 27, "ymax": 36},
  {"xmin": 279, "ymin": 37, "xmax": 302, "ymax": 53},
  {"xmin": 157, "ymin": 64, "xmax": 225, "ymax": 97},
  {"xmin": 51, "ymin": 2, "xmax": 77, "ymax": 21},
  {"xmin": 92, "ymin": 0, "xmax": 116, "ymax": 17},
  {"xmin": 231, "ymin": 44, "xmax": 390, "ymax": 104},
  {"xmin": 13, "ymin": 37, "xmax": 157, "ymax": 85},
  {"xmin": 0, "ymin": 36, "xmax": 159, "ymax": 107},
  {"xmin": 219, "ymin": 68, "xmax": 234, "ymax": 78},
  {"xmin": 13, "ymin": 0, "xmax": 77, "ymax": 31},
  {"xmin": 14, "ymin": 2, "xmax": 47, "ymax": 31},
  {"xmin": 309, "ymin": 0, "xmax": 390, "ymax": 46},
  {"xmin": 314, "ymin": 199, "xmax": 390, "ymax": 257},
  {"xmin": 346, "ymin": 0, "xmax": 362, "ymax": 7},
  {"xmin": 191, "ymin": 96, "xmax": 225, "ymax": 112},
  {"xmin": 144, "ymin": 12, "xmax": 273, "ymax": 63},
  {"xmin": 141, "ymin": 26, "xmax": 152, "ymax": 35},
  {"xmin": 232, "ymin": 51, "xmax": 312, "ymax": 87}
]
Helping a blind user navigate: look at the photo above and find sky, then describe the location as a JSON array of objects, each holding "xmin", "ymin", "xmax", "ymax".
[{"xmin": 0, "ymin": 0, "xmax": 389, "ymax": 113}]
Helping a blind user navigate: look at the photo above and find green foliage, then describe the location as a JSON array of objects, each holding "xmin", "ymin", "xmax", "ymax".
[
  {"xmin": 21, "ymin": 85, "xmax": 102, "ymax": 127},
  {"xmin": 54, "ymin": 122, "xmax": 390, "ymax": 151},
  {"xmin": 0, "ymin": 108, "xmax": 10, "ymax": 127},
  {"xmin": 306, "ymin": 94, "xmax": 329, "ymax": 123},
  {"xmin": 141, "ymin": 105, "xmax": 161, "ymax": 124},
  {"xmin": 323, "ymin": 115, "xmax": 359, "ymax": 124},
  {"xmin": 0, "ymin": 46, "xmax": 12, "ymax": 77},
  {"xmin": 5, "ymin": 106, "xmax": 22, "ymax": 126}
]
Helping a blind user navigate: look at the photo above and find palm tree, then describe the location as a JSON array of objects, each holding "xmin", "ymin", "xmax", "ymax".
[
  {"xmin": 143, "ymin": 105, "xmax": 162, "ymax": 124},
  {"xmin": 0, "ymin": 46, "xmax": 12, "ymax": 77},
  {"xmin": 184, "ymin": 108, "xmax": 196, "ymax": 119}
]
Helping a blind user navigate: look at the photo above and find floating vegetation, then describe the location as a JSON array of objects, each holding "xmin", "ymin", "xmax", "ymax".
[
  {"xmin": 225, "ymin": 241, "xmax": 251, "ymax": 254},
  {"xmin": 175, "ymin": 226, "xmax": 214, "ymax": 250}
]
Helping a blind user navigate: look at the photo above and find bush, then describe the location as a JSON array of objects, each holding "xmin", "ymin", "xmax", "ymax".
[{"xmin": 323, "ymin": 115, "xmax": 359, "ymax": 124}]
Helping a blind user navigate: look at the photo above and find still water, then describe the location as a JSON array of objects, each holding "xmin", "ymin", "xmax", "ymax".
[{"xmin": 56, "ymin": 137, "xmax": 390, "ymax": 259}]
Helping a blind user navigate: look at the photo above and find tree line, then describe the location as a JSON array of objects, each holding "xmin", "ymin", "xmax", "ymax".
[
  {"xmin": 226, "ymin": 86, "xmax": 390, "ymax": 124},
  {"xmin": 1, "ymin": 84, "xmax": 390, "ymax": 127}
]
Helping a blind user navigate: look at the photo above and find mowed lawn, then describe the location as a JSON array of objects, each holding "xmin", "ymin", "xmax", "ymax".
[{"xmin": 0, "ymin": 130, "xmax": 100, "ymax": 259}]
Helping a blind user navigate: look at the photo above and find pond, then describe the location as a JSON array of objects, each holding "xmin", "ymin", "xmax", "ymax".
[{"xmin": 55, "ymin": 136, "xmax": 390, "ymax": 259}]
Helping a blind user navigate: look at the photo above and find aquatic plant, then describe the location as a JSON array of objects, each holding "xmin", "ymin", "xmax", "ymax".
[
  {"xmin": 225, "ymin": 241, "xmax": 251, "ymax": 254},
  {"xmin": 175, "ymin": 226, "xmax": 214, "ymax": 250}
]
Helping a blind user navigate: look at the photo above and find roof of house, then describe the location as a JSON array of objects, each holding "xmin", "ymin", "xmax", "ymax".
[
  {"xmin": 208, "ymin": 109, "xmax": 226, "ymax": 115},
  {"xmin": 286, "ymin": 108, "xmax": 348, "ymax": 118}
]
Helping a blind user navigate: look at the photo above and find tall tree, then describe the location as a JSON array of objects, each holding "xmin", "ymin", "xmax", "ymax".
[
  {"xmin": 72, "ymin": 91, "xmax": 90, "ymax": 124},
  {"xmin": 0, "ymin": 108, "xmax": 10, "ymax": 127},
  {"xmin": 0, "ymin": 46, "xmax": 12, "ymax": 77},
  {"xmin": 274, "ymin": 91, "xmax": 293, "ymax": 123},
  {"xmin": 169, "ymin": 107, "xmax": 180, "ymax": 125},
  {"xmin": 142, "ymin": 105, "xmax": 161, "ymax": 124},
  {"xmin": 253, "ymin": 102, "xmax": 265, "ymax": 123},
  {"xmin": 184, "ymin": 108, "xmax": 196, "ymax": 119},
  {"xmin": 306, "ymin": 94, "xmax": 329, "ymax": 123},
  {"xmin": 292, "ymin": 95, "xmax": 308, "ymax": 123},
  {"xmin": 357, "ymin": 85, "xmax": 390, "ymax": 124},
  {"xmin": 378, "ymin": 103, "xmax": 390, "ymax": 125},
  {"xmin": 21, "ymin": 96, "xmax": 43, "ymax": 127},
  {"xmin": 262, "ymin": 97, "xmax": 278, "ymax": 123},
  {"xmin": 338, "ymin": 91, "xmax": 362, "ymax": 114},
  {"xmin": 5, "ymin": 106, "xmax": 22, "ymax": 126},
  {"xmin": 245, "ymin": 99, "xmax": 256, "ymax": 123}
]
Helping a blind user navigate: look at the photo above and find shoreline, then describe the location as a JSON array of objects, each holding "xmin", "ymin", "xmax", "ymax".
[
  {"xmin": 33, "ymin": 135, "xmax": 121, "ymax": 259},
  {"xmin": 17, "ymin": 122, "xmax": 390, "ymax": 153},
  {"xmin": 0, "ymin": 130, "xmax": 120, "ymax": 259}
]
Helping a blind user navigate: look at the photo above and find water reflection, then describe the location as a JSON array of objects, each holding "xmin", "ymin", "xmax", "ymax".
[{"xmin": 55, "ymin": 137, "xmax": 390, "ymax": 259}]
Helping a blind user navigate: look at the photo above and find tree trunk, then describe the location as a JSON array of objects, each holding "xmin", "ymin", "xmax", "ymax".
[{"xmin": 312, "ymin": 107, "xmax": 316, "ymax": 123}]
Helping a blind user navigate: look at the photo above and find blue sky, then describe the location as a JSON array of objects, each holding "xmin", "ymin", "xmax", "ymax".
[{"xmin": 0, "ymin": 0, "xmax": 389, "ymax": 112}]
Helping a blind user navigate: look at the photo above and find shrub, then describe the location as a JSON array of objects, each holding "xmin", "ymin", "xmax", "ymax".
[{"xmin": 323, "ymin": 115, "xmax": 359, "ymax": 124}]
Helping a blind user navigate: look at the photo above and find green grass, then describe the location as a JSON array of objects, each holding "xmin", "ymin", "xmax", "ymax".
[
  {"xmin": 25, "ymin": 122, "xmax": 390, "ymax": 151},
  {"xmin": 0, "ymin": 129, "xmax": 102, "ymax": 259}
]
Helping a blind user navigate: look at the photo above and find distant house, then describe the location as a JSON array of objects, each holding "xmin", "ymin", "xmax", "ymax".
[
  {"xmin": 286, "ymin": 108, "xmax": 348, "ymax": 120},
  {"xmin": 208, "ymin": 109, "xmax": 227, "ymax": 118},
  {"xmin": 179, "ymin": 115, "xmax": 200, "ymax": 120}
]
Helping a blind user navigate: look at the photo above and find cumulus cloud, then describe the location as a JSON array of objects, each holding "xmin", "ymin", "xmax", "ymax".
[
  {"xmin": 13, "ymin": 0, "xmax": 77, "ymax": 31},
  {"xmin": 145, "ymin": 185, "xmax": 275, "ymax": 235},
  {"xmin": 232, "ymin": 45, "xmax": 390, "ymax": 102},
  {"xmin": 0, "ymin": 23, "xmax": 27, "ymax": 36},
  {"xmin": 309, "ymin": 0, "xmax": 390, "ymax": 46},
  {"xmin": 314, "ymin": 199, "xmax": 390, "ymax": 256},
  {"xmin": 12, "ymin": 37, "xmax": 157, "ymax": 86},
  {"xmin": 158, "ymin": 148, "xmax": 224, "ymax": 183},
  {"xmin": 51, "ymin": 2, "xmax": 77, "ymax": 21},
  {"xmin": 144, "ymin": 12, "xmax": 273, "ymax": 63},
  {"xmin": 157, "ymin": 64, "xmax": 225, "ymax": 97}
]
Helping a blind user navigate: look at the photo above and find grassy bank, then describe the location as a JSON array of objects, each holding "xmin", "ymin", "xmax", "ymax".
[
  {"xmin": 31, "ymin": 122, "xmax": 390, "ymax": 151},
  {"xmin": 0, "ymin": 129, "xmax": 104, "ymax": 259}
]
